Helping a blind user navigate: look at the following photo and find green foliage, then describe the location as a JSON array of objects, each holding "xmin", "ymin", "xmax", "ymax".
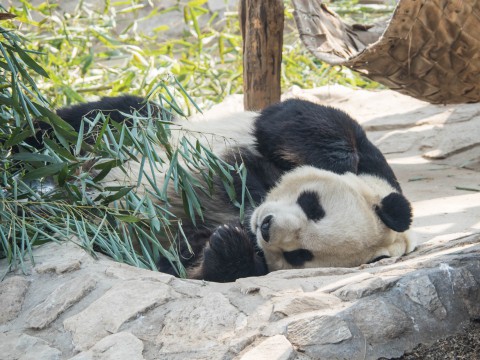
[
  {"xmin": 6, "ymin": 0, "xmax": 380, "ymax": 111},
  {"xmin": 0, "ymin": 4, "xmax": 249, "ymax": 276}
]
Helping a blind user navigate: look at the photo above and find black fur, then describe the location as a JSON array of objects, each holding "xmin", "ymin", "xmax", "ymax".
[
  {"xmin": 375, "ymin": 192, "xmax": 412, "ymax": 232},
  {"xmin": 158, "ymin": 223, "xmax": 268, "ymax": 283},
  {"xmin": 50, "ymin": 97, "xmax": 410, "ymax": 282},
  {"xmin": 283, "ymin": 249, "xmax": 314, "ymax": 267},
  {"xmin": 23, "ymin": 95, "xmax": 147, "ymax": 148},
  {"xmin": 254, "ymin": 99, "xmax": 401, "ymax": 191},
  {"xmin": 193, "ymin": 223, "xmax": 267, "ymax": 282},
  {"xmin": 56, "ymin": 95, "xmax": 147, "ymax": 131},
  {"xmin": 297, "ymin": 191, "xmax": 325, "ymax": 221},
  {"xmin": 367, "ymin": 255, "xmax": 391, "ymax": 264},
  {"xmin": 260, "ymin": 215, "xmax": 273, "ymax": 242},
  {"xmin": 157, "ymin": 226, "xmax": 213, "ymax": 276},
  {"xmin": 221, "ymin": 148, "xmax": 283, "ymax": 206}
]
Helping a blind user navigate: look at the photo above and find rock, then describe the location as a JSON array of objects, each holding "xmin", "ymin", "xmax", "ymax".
[
  {"xmin": 317, "ymin": 272, "xmax": 375, "ymax": 293},
  {"xmin": 35, "ymin": 259, "xmax": 82, "ymax": 274},
  {"xmin": 333, "ymin": 276, "xmax": 394, "ymax": 301},
  {"xmin": 157, "ymin": 292, "xmax": 240, "ymax": 356},
  {"xmin": 0, "ymin": 276, "xmax": 29, "ymax": 324},
  {"xmin": 228, "ymin": 334, "xmax": 258, "ymax": 355},
  {"xmin": 0, "ymin": 332, "xmax": 61, "ymax": 360},
  {"xmin": 423, "ymin": 120, "xmax": 480, "ymax": 159},
  {"xmin": 239, "ymin": 335, "xmax": 294, "ymax": 360},
  {"xmin": 404, "ymin": 275, "xmax": 447, "ymax": 319},
  {"xmin": 33, "ymin": 242, "xmax": 88, "ymax": 274},
  {"xmin": 287, "ymin": 315, "xmax": 352, "ymax": 346},
  {"xmin": 64, "ymin": 280, "xmax": 173, "ymax": 351},
  {"xmin": 451, "ymin": 267, "xmax": 480, "ymax": 318},
  {"xmin": 105, "ymin": 262, "xmax": 174, "ymax": 283},
  {"xmin": 351, "ymin": 298, "xmax": 412, "ymax": 343},
  {"xmin": 374, "ymin": 130, "xmax": 419, "ymax": 154},
  {"xmin": 26, "ymin": 274, "xmax": 97, "ymax": 329},
  {"xmin": 69, "ymin": 332, "xmax": 144, "ymax": 360},
  {"xmin": 272, "ymin": 293, "xmax": 342, "ymax": 319}
]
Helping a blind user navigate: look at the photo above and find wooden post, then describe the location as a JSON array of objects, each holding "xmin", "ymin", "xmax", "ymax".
[{"xmin": 240, "ymin": 0, "xmax": 284, "ymax": 111}]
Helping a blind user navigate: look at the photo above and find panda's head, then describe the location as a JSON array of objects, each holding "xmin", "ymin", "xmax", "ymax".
[{"xmin": 249, "ymin": 166, "xmax": 414, "ymax": 271}]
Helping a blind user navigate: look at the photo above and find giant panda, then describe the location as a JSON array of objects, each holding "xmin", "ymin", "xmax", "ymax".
[{"xmin": 48, "ymin": 95, "xmax": 414, "ymax": 282}]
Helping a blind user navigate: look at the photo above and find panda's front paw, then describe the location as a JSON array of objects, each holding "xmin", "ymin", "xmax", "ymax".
[
  {"xmin": 208, "ymin": 224, "xmax": 249, "ymax": 260},
  {"xmin": 193, "ymin": 223, "xmax": 268, "ymax": 282}
]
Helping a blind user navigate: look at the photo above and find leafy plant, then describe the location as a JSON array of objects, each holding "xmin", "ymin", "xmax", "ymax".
[
  {"xmin": 6, "ymin": 0, "xmax": 380, "ymax": 111},
  {"xmin": 0, "ymin": 5, "xmax": 247, "ymax": 277}
]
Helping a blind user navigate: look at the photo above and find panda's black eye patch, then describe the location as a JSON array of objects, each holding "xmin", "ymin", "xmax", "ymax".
[
  {"xmin": 297, "ymin": 191, "xmax": 325, "ymax": 221},
  {"xmin": 283, "ymin": 249, "xmax": 314, "ymax": 266}
]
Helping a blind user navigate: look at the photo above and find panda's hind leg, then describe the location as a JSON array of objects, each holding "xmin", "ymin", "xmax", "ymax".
[
  {"xmin": 253, "ymin": 99, "xmax": 360, "ymax": 174},
  {"xmin": 56, "ymin": 95, "xmax": 148, "ymax": 133}
]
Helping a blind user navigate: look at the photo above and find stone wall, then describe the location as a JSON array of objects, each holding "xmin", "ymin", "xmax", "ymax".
[{"xmin": 1, "ymin": 234, "xmax": 479, "ymax": 359}]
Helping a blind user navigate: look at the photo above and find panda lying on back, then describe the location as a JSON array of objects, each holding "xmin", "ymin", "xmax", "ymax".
[{"xmin": 53, "ymin": 96, "xmax": 414, "ymax": 282}]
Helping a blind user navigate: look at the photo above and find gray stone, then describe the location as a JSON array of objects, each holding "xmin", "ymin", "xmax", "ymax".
[
  {"xmin": 272, "ymin": 293, "xmax": 342, "ymax": 319},
  {"xmin": 26, "ymin": 274, "xmax": 97, "ymax": 329},
  {"xmin": 105, "ymin": 262, "xmax": 174, "ymax": 283},
  {"xmin": 228, "ymin": 334, "xmax": 258, "ymax": 355},
  {"xmin": 352, "ymin": 299, "xmax": 412, "ymax": 343},
  {"xmin": 451, "ymin": 267, "xmax": 480, "ymax": 318},
  {"xmin": 69, "ymin": 332, "xmax": 144, "ymax": 360},
  {"xmin": 0, "ymin": 276, "xmax": 29, "ymax": 324},
  {"xmin": 64, "ymin": 280, "xmax": 172, "ymax": 351},
  {"xmin": 333, "ymin": 276, "xmax": 394, "ymax": 301},
  {"xmin": 423, "ymin": 120, "xmax": 480, "ymax": 159},
  {"xmin": 0, "ymin": 332, "xmax": 61, "ymax": 360},
  {"xmin": 405, "ymin": 275, "xmax": 446, "ymax": 319},
  {"xmin": 317, "ymin": 272, "xmax": 375, "ymax": 293},
  {"xmin": 239, "ymin": 335, "xmax": 294, "ymax": 360},
  {"xmin": 287, "ymin": 315, "xmax": 352, "ymax": 346},
  {"xmin": 35, "ymin": 259, "xmax": 81, "ymax": 274},
  {"xmin": 374, "ymin": 130, "xmax": 419, "ymax": 154},
  {"xmin": 33, "ymin": 242, "xmax": 87, "ymax": 274},
  {"xmin": 157, "ymin": 292, "xmax": 240, "ymax": 355}
]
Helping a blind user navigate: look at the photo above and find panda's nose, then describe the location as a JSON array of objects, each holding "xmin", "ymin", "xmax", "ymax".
[{"xmin": 260, "ymin": 215, "xmax": 273, "ymax": 242}]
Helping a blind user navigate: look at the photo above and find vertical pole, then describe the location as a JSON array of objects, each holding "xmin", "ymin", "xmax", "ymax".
[{"xmin": 240, "ymin": 0, "xmax": 284, "ymax": 111}]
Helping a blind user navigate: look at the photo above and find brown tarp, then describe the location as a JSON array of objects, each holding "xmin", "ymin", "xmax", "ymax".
[{"xmin": 292, "ymin": 0, "xmax": 480, "ymax": 104}]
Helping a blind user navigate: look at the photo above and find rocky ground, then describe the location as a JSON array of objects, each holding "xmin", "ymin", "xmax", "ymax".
[{"xmin": 1, "ymin": 86, "xmax": 479, "ymax": 359}]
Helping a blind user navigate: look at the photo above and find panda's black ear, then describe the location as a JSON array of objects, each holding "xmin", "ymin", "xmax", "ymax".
[{"xmin": 375, "ymin": 193, "xmax": 412, "ymax": 232}]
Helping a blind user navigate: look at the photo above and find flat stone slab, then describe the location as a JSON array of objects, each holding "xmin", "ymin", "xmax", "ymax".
[
  {"xmin": 239, "ymin": 335, "xmax": 294, "ymax": 360},
  {"xmin": 1, "ymin": 87, "xmax": 480, "ymax": 359},
  {"xmin": 0, "ymin": 276, "xmax": 29, "ymax": 324},
  {"xmin": 26, "ymin": 274, "xmax": 96, "ymax": 329}
]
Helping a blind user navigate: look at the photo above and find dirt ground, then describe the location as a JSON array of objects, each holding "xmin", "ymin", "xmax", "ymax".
[{"xmin": 393, "ymin": 321, "xmax": 480, "ymax": 359}]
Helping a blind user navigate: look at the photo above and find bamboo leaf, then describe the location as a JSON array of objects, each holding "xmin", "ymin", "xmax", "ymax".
[
  {"xmin": 12, "ymin": 153, "xmax": 56, "ymax": 163},
  {"xmin": 13, "ymin": 43, "xmax": 49, "ymax": 78},
  {"xmin": 22, "ymin": 163, "xmax": 65, "ymax": 180}
]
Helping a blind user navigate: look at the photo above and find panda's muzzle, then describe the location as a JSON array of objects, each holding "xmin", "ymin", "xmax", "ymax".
[{"xmin": 260, "ymin": 215, "xmax": 274, "ymax": 242}]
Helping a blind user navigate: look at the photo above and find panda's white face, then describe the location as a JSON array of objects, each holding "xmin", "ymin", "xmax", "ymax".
[{"xmin": 249, "ymin": 166, "xmax": 414, "ymax": 271}]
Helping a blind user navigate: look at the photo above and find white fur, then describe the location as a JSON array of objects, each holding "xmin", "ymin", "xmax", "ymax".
[{"xmin": 250, "ymin": 166, "xmax": 414, "ymax": 271}]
